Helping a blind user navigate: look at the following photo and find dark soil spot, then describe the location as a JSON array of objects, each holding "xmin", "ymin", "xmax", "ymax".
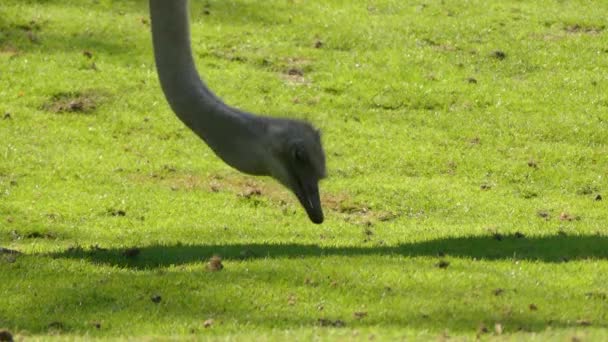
[
  {"xmin": 377, "ymin": 211, "xmax": 400, "ymax": 222},
  {"xmin": 585, "ymin": 292, "xmax": 607, "ymax": 300},
  {"xmin": 47, "ymin": 321, "xmax": 66, "ymax": 331},
  {"xmin": 0, "ymin": 247, "xmax": 21, "ymax": 255},
  {"xmin": 0, "ymin": 329, "xmax": 13, "ymax": 342},
  {"xmin": 42, "ymin": 91, "xmax": 104, "ymax": 114},
  {"xmin": 304, "ymin": 278, "xmax": 317, "ymax": 286},
  {"xmin": 559, "ymin": 212, "xmax": 579, "ymax": 221},
  {"xmin": 287, "ymin": 68, "xmax": 304, "ymax": 76},
  {"xmin": 529, "ymin": 303, "xmax": 538, "ymax": 311},
  {"xmin": 477, "ymin": 324, "xmax": 489, "ymax": 337},
  {"xmin": 576, "ymin": 319, "xmax": 592, "ymax": 326},
  {"xmin": 163, "ymin": 165, "xmax": 177, "ymax": 173},
  {"xmin": 493, "ymin": 288, "xmax": 504, "ymax": 296},
  {"xmin": 25, "ymin": 231, "xmax": 56, "ymax": 239},
  {"xmin": 467, "ymin": 77, "xmax": 477, "ymax": 84},
  {"xmin": 317, "ymin": 318, "xmax": 346, "ymax": 327},
  {"xmin": 565, "ymin": 24, "xmax": 604, "ymax": 34},
  {"xmin": 537, "ymin": 210, "xmax": 550, "ymax": 219},
  {"xmin": 514, "ymin": 232, "xmax": 525, "ymax": 239},
  {"xmin": 353, "ymin": 311, "xmax": 368, "ymax": 319},
  {"xmin": 123, "ymin": 248, "xmax": 140, "ymax": 258},
  {"xmin": 91, "ymin": 322, "xmax": 101, "ymax": 329},
  {"xmin": 436, "ymin": 260, "xmax": 450, "ymax": 269},
  {"xmin": 90, "ymin": 244, "xmax": 108, "ymax": 252},
  {"xmin": 577, "ymin": 185, "xmax": 598, "ymax": 195},
  {"xmin": 15, "ymin": 20, "xmax": 42, "ymax": 32},
  {"xmin": 240, "ymin": 187, "xmax": 262, "ymax": 199},
  {"xmin": 490, "ymin": 50, "xmax": 506, "ymax": 60},
  {"xmin": 107, "ymin": 208, "xmax": 126, "ymax": 217},
  {"xmin": 151, "ymin": 295, "xmax": 162, "ymax": 303},
  {"xmin": 207, "ymin": 255, "xmax": 223, "ymax": 271}
]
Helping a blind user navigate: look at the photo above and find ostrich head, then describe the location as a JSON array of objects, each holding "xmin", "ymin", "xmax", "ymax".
[{"xmin": 265, "ymin": 118, "xmax": 326, "ymax": 224}]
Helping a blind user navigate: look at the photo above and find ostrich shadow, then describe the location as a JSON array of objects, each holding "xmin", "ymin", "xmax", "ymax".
[{"xmin": 47, "ymin": 233, "xmax": 608, "ymax": 269}]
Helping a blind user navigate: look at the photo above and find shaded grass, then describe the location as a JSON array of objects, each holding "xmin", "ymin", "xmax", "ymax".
[
  {"xmin": 46, "ymin": 234, "xmax": 608, "ymax": 268},
  {"xmin": 1, "ymin": 0, "xmax": 608, "ymax": 340}
]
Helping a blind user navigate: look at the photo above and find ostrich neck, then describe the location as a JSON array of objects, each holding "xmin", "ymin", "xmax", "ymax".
[{"xmin": 149, "ymin": 0, "xmax": 267, "ymax": 175}]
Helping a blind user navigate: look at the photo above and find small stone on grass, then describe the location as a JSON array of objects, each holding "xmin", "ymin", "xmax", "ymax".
[{"xmin": 207, "ymin": 255, "xmax": 223, "ymax": 271}]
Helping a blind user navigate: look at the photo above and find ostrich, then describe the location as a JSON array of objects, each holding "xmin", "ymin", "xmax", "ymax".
[{"xmin": 149, "ymin": 0, "xmax": 326, "ymax": 223}]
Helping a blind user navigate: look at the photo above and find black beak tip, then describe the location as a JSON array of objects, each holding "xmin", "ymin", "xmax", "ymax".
[
  {"xmin": 292, "ymin": 179, "xmax": 324, "ymax": 224},
  {"xmin": 309, "ymin": 212, "xmax": 324, "ymax": 224}
]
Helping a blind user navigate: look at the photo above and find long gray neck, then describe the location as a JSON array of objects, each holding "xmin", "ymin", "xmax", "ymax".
[{"xmin": 149, "ymin": 0, "xmax": 268, "ymax": 175}]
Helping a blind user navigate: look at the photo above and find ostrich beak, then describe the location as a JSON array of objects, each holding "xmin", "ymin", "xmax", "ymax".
[{"xmin": 293, "ymin": 178, "xmax": 324, "ymax": 224}]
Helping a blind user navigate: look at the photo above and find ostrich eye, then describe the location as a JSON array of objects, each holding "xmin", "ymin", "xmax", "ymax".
[{"xmin": 292, "ymin": 146, "xmax": 306, "ymax": 163}]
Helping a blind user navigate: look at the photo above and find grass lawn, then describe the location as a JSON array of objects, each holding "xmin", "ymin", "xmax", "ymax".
[{"xmin": 1, "ymin": 0, "xmax": 608, "ymax": 340}]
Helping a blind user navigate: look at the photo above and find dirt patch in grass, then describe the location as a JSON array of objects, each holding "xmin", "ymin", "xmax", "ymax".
[
  {"xmin": 490, "ymin": 50, "xmax": 507, "ymax": 60},
  {"xmin": 585, "ymin": 292, "xmax": 607, "ymax": 300},
  {"xmin": 564, "ymin": 24, "xmax": 604, "ymax": 34},
  {"xmin": 11, "ymin": 230, "xmax": 57, "ymax": 240},
  {"xmin": 13, "ymin": 20, "xmax": 43, "ymax": 32},
  {"xmin": 493, "ymin": 288, "xmax": 505, "ymax": 296},
  {"xmin": 41, "ymin": 90, "xmax": 106, "ymax": 114},
  {"xmin": 436, "ymin": 260, "xmax": 450, "ymax": 269},
  {"xmin": 353, "ymin": 311, "xmax": 368, "ymax": 319},
  {"xmin": 317, "ymin": 318, "xmax": 346, "ymax": 327},
  {"xmin": 0, "ymin": 43, "xmax": 20, "ymax": 58},
  {"xmin": 323, "ymin": 192, "xmax": 400, "ymax": 224},
  {"xmin": 47, "ymin": 321, "xmax": 67, "ymax": 333},
  {"xmin": 106, "ymin": 208, "xmax": 127, "ymax": 217},
  {"xmin": 131, "ymin": 170, "xmax": 398, "ymax": 223},
  {"xmin": 421, "ymin": 38, "xmax": 460, "ymax": 52},
  {"xmin": 207, "ymin": 255, "xmax": 223, "ymax": 271},
  {"xmin": 279, "ymin": 57, "xmax": 313, "ymax": 85},
  {"xmin": 281, "ymin": 71, "xmax": 309, "ymax": 85}
]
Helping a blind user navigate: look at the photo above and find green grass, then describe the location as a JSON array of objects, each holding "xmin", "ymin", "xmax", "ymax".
[{"xmin": 1, "ymin": 0, "xmax": 607, "ymax": 340}]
